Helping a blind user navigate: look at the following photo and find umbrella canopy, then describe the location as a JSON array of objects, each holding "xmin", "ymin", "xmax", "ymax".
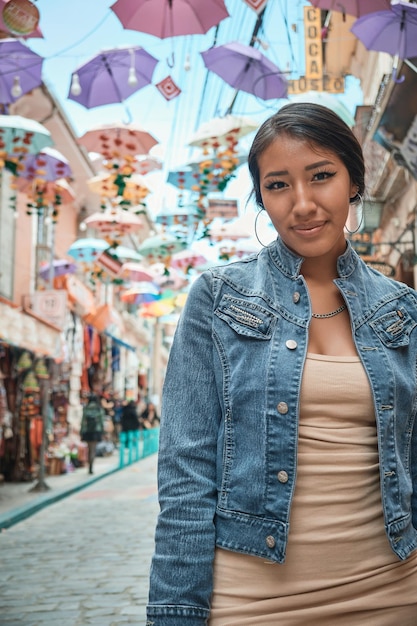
[
  {"xmin": 78, "ymin": 122, "xmax": 158, "ymax": 158},
  {"xmin": 83, "ymin": 208, "xmax": 147, "ymax": 235},
  {"xmin": 68, "ymin": 45, "xmax": 158, "ymax": 109},
  {"xmin": 67, "ymin": 238, "xmax": 110, "ymax": 262},
  {"xmin": 150, "ymin": 263, "xmax": 189, "ymax": 290},
  {"xmin": 0, "ymin": 114, "xmax": 53, "ymax": 157},
  {"xmin": 170, "ymin": 249, "xmax": 207, "ymax": 272},
  {"xmin": 188, "ymin": 114, "xmax": 259, "ymax": 149},
  {"xmin": 0, "ymin": 38, "xmax": 43, "ymax": 104},
  {"xmin": 110, "ymin": 0, "xmax": 229, "ymax": 39},
  {"xmin": 39, "ymin": 259, "xmax": 77, "ymax": 281},
  {"xmin": 119, "ymin": 262, "xmax": 154, "ymax": 282},
  {"xmin": 167, "ymin": 153, "xmax": 247, "ymax": 192},
  {"xmin": 134, "ymin": 154, "xmax": 163, "ymax": 175},
  {"xmin": 113, "ymin": 245, "xmax": 143, "ymax": 262},
  {"xmin": 201, "ymin": 42, "xmax": 287, "ymax": 101},
  {"xmin": 351, "ymin": 0, "xmax": 417, "ymax": 60},
  {"xmin": 16, "ymin": 177, "xmax": 75, "ymax": 204},
  {"xmin": 18, "ymin": 147, "xmax": 72, "ymax": 181},
  {"xmin": 138, "ymin": 233, "xmax": 187, "ymax": 262},
  {"xmin": 308, "ymin": 0, "xmax": 390, "ymax": 18},
  {"xmin": 120, "ymin": 282, "xmax": 160, "ymax": 304}
]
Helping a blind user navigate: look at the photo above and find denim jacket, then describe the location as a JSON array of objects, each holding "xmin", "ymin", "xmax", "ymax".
[{"xmin": 147, "ymin": 237, "xmax": 417, "ymax": 626}]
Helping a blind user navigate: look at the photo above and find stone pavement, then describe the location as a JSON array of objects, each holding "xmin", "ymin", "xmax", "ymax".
[{"xmin": 0, "ymin": 454, "xmax": 160, "ymax": 625}]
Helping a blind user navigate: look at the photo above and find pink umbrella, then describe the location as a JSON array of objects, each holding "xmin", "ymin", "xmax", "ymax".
[
  {"xmin": 119, "ymin": 262, "xmax": 154, "ymax": 282},
  {"xmin": 308, "ymin": 0, "xmax": 390, "ymax": 18},
  {"xmin": 110, "ymin": 0, "xmax": 229, "ymax": 39},
  {"xmin": 170, "ymin": 249, "xmax": 207, "ymax": 272},
  {"xmin": 83, "ymin": 208, "xmax": 147, "ymax": 235},
  {"xmin": 78, "ymin": 122, "xmax": 158, "ymax": 158},
  {"xmin": 201, "ymin": 42, "xmax": 287, "ymax": 101}
]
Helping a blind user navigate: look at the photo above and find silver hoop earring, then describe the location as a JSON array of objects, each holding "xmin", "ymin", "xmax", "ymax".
[
  {"xmin": 254, "ymin": 208, "xmax": 269, "ymax": 248},
  {"xmin": 345, "ymin": 193, "xmax": 364, "ymax": 235}
]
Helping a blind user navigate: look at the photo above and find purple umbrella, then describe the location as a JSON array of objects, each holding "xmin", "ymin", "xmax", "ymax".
[
  {"xmin": 201, "ymin": 42, "xmax": 287, "ymax": 101},
  {"xmin": 0, "ymin": 38, "xmax": 43, "ymax": 104},
  {"xmin": 68, "ymin": 45, "xmax": 159, "ymax": 109},
  {"xmin": 309, "ymin": 0, "xmax": 391, "ymax": 19},
  {"xmin": 39, "ymin": 259, "xmax": 77, "ymax": 281},
  {"xmin": 351, "ymin": 0, "xmax": 417, "ymax": 60},
  {"xmin": 19, "ymin": 147, "xmax": 72, "ymax": 182}
]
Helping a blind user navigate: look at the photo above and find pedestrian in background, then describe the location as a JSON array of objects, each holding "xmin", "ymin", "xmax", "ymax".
[
  {"xmin": 147, "ymin": 103, "xmax": 417, "ymax": 624},
  {"xmin": 139, "ymin": 401, "xmax": 160, "ymax": 430},
  {"xmin": 80, "ymin": 393, "xmax": 105, "ymax": 475},
  {"xmin": 120, "ymin": 399, "xmax": 140, "ymax": 434}
]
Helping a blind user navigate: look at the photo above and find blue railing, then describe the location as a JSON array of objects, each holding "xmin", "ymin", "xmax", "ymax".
[{"xmin": 118, "ymin": 428, "xmax": 159, "ymax": 468}]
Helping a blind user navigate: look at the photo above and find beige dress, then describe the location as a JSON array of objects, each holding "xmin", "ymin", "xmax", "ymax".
[{"xmin": 209, "ymin": 354, "xmax": 417, "ymax": 625}]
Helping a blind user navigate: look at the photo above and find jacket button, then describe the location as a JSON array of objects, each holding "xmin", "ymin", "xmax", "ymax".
[
  {"xmin": 277, "ymin": 470, "xmax": 289, "ymax": 483},
  {"xmin": 277, "ymin": 402, "xmax": 288, "ymax": 414},
  {"xmin": 293, "ymin": 292, "xmax": 300, "ymax": 303},
  {"xmin": 266, "ymin": 535, "xmax": 276, "ymax": 548},
  {"xmin": 285, "ymin": 339, "xmax": 297, "ymax": 350}
]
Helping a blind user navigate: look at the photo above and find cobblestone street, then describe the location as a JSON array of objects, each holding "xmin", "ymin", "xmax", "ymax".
[{"xmin": 0, "ymin": 455, "xmax": 159, "ymax": 626}]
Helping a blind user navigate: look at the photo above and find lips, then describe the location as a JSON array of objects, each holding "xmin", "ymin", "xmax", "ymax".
[{"xmin": 293, "ymin": 221, "xmax": 326, "ymax": 232}]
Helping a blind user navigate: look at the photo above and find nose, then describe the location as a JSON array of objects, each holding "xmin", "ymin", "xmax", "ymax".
[{"xmin": 292, "ymin": 182, "xmax": 317, "ymax": 216}]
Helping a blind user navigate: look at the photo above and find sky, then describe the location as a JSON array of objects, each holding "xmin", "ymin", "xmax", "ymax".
[{"xmin": 22, "ymin": 0, "xmax": 363, "ymax": 250}]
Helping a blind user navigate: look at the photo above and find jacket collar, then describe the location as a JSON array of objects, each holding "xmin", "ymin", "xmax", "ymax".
[{"xmin": 267, "ymin": 236, "xmax": 359, "ymax": 279}]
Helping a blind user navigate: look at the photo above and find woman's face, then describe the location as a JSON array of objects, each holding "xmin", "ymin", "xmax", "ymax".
[{"xmin": 258, "ymin": 134, "xmax": 357, "ymax": 262}]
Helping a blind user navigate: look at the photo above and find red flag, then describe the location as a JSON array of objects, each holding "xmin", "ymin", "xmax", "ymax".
[
  {"xmin": 242, "ymin": 0, "xmax": 268, "ymax": 13},
  {"xmin": 155, "ymin": 75, "xmax": 181, "ymax": 101}
]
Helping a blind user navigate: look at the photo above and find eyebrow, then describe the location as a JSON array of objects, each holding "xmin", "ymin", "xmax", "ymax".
[{"xmin": 263, "ymin": 159, "xmax": 334, "ymax": 179}]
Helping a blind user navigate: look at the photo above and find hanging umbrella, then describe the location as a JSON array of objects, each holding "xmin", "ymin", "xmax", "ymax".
[
  {"xmin": 201, "ymin": 42, "xmax": 288, "ymax": 101},
  {"xmin": 119, "ymin": 261, "xmax": 154, "ymax": 282},
  {"xmin": 134, "ymin": 154, "xmax": 163, "ymax": 175},
  {"xmin": 78, "ymin": 122, "xmax": 158, "ymax": 158},
  {"xmin": 83, "ymin": 208, "xmax": 148, "ymax": 235},
  {"xmin": 0, "ymin": 0, "xmax": 43, "ymax": 38},
  {"xmin": 38, "ymin": 259, "xmax": 77, "ymax": 281},
  {"xmin": 150, "ymin": 262, "xmax": 189, "ymax": 290},
  {"xmin": 67, "ymin": 238, "xmax": 110, "ymax": 262},
  {"xmin": 351, "ymin": 1, "xmax": 417, "ymax": 60},
  {"xmin": 168, "ymin": 153, "xmax": 246, "ymax": 193},
  {"xmin": 0, "ymin": 115, "xmax": 52, "ymax": 157},
  {"xmin": 15, "ymin": 177, "xmax": 76, "ymax": 204},
  {"xmin": 288, "ymin": 92, "xmax": 355, "ymax": 127},
  {"xmin": 308, "ymin": 0, "xmax": 390, "ymax": 18},
  {"xmin": 138, "ymin": 233, "xmax": 187, "ymax": 263},
  {"xmin": 18, "ymin": 147, "xmax": 72, "ymax": 181},
  {"xmin": 113, "ymin": 244, "xmax": 143, "ymax": 262},
  {"xmin": 120, "ymin": 282, "xmax": 160, "ymax": 304},
  {"xmin": 0, "ymin": 38, "xmax": 43, "ymax": 104},
  {"xmin": 68, "ymin": 45, "xmax": 158, "ymax": 109},
  {"xmin": 188, "ymin": 114, "xmax": 259, "ymax": 149},
  {"xmin": 139, "ymin": 299, "xmax": 176, "ymax": 318},
  {"xmin": 110, "ymin": 0, "xmax": 229, "ymax": 39},
  {"xmin": 170, "ymin": 249, "xmax": 207, "ymax": 272}
]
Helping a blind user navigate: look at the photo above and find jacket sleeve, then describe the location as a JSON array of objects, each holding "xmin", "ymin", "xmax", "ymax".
[{"xmin": 147, "ymin": 272, "xmax": 221, "ymax": 625}]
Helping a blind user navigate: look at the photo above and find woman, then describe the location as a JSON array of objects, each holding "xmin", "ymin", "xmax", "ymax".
[
  {"xmin": 139, "ymin": 401, "xmax": 160, "ymax": 429},
  {"xmin": 147, "ymin": 103, "xmax": 417, "ymax": 625}
]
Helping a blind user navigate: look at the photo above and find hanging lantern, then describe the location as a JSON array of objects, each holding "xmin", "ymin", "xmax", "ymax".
[
  {"xmin": 22, "ymin": 370, "xmax": 40, "ymax": 393},
  {"xmin": 2, "ymin": 0, "xmax": 40, "ymax": 36},
  {"xmin": 34, "ymin": 358, "xmax": 49, "ymax": 380},
  {"xmin": 16, "ymin": 350, "xmax": 32, "ymax": 373}
]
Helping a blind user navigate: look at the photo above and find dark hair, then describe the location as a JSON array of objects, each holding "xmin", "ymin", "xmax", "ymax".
[{"xmin": 248, "ymin": 102, "xmax": 365, "ymax": 209}]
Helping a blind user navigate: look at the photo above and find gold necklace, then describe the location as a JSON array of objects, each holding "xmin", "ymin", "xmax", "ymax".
[{"xmin": 311, "ymin": 304, "xmax": 346, "ymax": 319}]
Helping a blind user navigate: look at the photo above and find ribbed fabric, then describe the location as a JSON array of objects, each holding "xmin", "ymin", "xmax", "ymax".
[{"xmin": 209, "ymin": 354, "xmax": 417, "ymax": 625}]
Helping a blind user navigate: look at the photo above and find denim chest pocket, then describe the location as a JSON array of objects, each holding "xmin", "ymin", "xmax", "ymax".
[
  {"xmin": 369, "ymin": 306, "xmax": 417, "ymax": 348},
  {"xmin": 215, "ymin": 295, "xmax": 275, "ymax": 339}
]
